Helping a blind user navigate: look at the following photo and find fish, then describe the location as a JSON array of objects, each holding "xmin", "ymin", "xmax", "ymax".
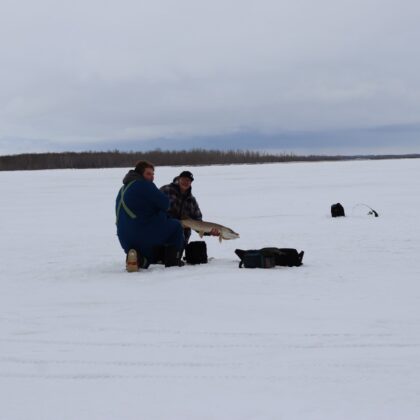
[{"xmin": 180, "ymin": 219, "xmax": 240, "ymax": 243}]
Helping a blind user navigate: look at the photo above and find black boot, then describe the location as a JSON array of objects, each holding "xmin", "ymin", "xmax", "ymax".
[
  {"xmin": 163, "ymin": 245, "xmax": 184, "ymax": 267},
  {"xmin": 152, "ymin": 245, "xmax": 165, "ymax": 264}
]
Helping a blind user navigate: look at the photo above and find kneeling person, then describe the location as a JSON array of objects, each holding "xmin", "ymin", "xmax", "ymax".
[{"xmin": 115, "ymin": 161, "xmax": 184, "ymax": 271}]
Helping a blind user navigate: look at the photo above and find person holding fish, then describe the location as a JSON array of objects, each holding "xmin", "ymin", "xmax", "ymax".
[{"xmin": 160, "ymin": 170, "xmax": 220, "ymax": 245}]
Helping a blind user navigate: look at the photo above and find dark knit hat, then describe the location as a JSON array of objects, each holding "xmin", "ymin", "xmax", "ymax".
[{"xmin": 179, "ymin": 170, "xmax": 194, "ymax": 181}]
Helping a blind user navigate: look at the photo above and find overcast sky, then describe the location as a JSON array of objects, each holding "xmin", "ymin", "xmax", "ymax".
[{"xmin": 1, "ymin": 0, "xmax": 420, "ymax": 155}]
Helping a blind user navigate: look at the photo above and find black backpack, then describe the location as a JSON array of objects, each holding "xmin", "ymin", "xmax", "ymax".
[
  {"xmin": 235, "ymin": 248, "xmax": 304, "ymax": 268},
  {"xmin": 185, "ymin": 241, "xmax": 208, "ymax": 264},
  {"xmin": 331, "ymin": 203, "xmax": 345, "ymax": 217}
]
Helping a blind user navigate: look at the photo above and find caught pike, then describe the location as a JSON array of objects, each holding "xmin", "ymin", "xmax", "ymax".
[{"xmin": 181, "ymin": 219, "xmax": 240, "ymax": 242}]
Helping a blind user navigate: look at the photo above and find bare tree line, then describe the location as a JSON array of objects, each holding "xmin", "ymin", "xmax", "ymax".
[{"xmin": 0, "ymin": 149, "xmax": 419, "ymax": 171}]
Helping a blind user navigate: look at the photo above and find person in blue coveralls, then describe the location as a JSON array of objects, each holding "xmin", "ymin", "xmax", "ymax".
[{"xmin": 115, "ymin": 161, "xmax": 184, "ymax": 272}]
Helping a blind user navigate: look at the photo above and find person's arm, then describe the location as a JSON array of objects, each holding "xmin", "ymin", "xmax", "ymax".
[
  {"xmin": 160, "ymin": 184, "xmax": 179, "ymax": 218},
  {"xmin": 190, "ymin": 197, "xmax": 203, "ymax": 221},
  {"xmin": 115, "ymin": 188, "xmax": 122, "ymax": 221}
]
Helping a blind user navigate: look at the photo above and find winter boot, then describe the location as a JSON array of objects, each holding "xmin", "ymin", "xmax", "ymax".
[
  {"xmin": 163, "ymin": 245, "xmax": 184, "ymax": 267},
  {"xmin": 126, "ymin": 249, "xmax": 138, "ymax": 272},
  {"xmin": 126, "ymin": 249, "xmax": 149, "ymax": 272},
  {"xmin": 152, "ymin": 245, "xmax": 165, "ymax": 264}
]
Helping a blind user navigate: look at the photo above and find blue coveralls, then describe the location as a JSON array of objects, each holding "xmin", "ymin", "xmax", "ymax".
[{"xmin": 116, "ymin": 179, "xmax": 184, "ymax": 262}]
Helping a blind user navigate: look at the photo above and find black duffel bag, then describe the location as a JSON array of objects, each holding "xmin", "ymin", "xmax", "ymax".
[
  {"xmin": 237, "ymin": 251, "xmax": 276, "ymax": 269},
  {"xmin": 235, "ymin": 247, "xmax": 304, "ymax": 268}
]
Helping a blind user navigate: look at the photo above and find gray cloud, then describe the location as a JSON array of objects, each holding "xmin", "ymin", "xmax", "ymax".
[{"xmin": 1, "ymin": 0, "xmax": 420, "ymax": 154}]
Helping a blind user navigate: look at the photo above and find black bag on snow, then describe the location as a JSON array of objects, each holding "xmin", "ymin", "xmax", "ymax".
[
  {"xmin": 235, "ymin": 248, "xmax": 304, "ymax": 268},
  {"xmin": 261, "ymin": 248, "xmax": 304, "ymax": 267},
  {"xmin": 185, "ymin": 241, "xmax": 208, "ymax": 265},
  {"xmin": 237, "ymin": 251, "xmax": 276, "ymax": 269},
  {"xmin": 331, "ymin": 203, "xmax": 345, "ymax": 217}
]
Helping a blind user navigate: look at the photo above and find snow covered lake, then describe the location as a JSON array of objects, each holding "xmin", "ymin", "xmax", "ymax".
[{"xmin": 1, "ymin": 159, "xmax": 419, "ymax": 419}]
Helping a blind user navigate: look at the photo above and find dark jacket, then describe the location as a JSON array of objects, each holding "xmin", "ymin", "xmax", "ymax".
[
  {"xmin": 159, "ymin": 181, "xmax": 203, "ymax": 221},
  {"xmin": 160, "ymin": 180, "xmax": 203, "ymax": 243},
  {"xmin": 115, "ymin": 170, "xmax": 184, "ymax": 260}
]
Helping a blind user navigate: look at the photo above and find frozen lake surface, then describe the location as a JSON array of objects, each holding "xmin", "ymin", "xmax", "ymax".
[{"xmin": 1, "ymin": 159, "xmax": 419, "ymax": 419}]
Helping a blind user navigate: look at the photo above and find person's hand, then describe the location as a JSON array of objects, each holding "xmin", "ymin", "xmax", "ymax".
[{"xmin": 210, "ymin": 228, "xmax": 220, "ymax": 236}]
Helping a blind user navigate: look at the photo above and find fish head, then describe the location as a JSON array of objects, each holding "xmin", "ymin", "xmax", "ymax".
[{"xmin": 220, "ymin": 227, "xmax": 240, "ymax": 240}]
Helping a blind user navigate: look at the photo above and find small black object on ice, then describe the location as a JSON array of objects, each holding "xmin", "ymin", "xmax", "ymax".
[
  {"xmin": 185, "ymin": 241, "xmax": 208, "ymax": 265},
  {"xmin": 331, "ymin": 203, "xmax": 345, "ymax": 217}
]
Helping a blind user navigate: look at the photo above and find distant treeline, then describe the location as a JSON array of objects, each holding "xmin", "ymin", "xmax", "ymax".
[{"xmin": 0, "ymin": 149, "xmax": 419, "ymax": 171}]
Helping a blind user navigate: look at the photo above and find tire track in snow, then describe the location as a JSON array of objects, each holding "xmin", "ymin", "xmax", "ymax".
[
  {"xmin": 0, "ymin": 372, "xmax": 293, "ymax": 381},
  {"xmin": 0, "ymin": 357, "xmax": 244, "ymax": 368},
  {"xmin": 87, "ymin": 329, "xmax": 394, "ymax": 338},
  {"xmin": 0, "ymin": 338, "xmax": 418, "ymax": 350}
]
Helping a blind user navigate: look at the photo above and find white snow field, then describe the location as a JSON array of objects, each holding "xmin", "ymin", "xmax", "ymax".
[{"xmin": 1, "ymin": 159, "xmax": 420, "ymax": 420}]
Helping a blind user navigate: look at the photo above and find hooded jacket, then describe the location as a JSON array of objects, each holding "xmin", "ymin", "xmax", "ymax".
[{"xmin": 115, "ymin": 170, "xmax": 184, "ymax": 260}]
